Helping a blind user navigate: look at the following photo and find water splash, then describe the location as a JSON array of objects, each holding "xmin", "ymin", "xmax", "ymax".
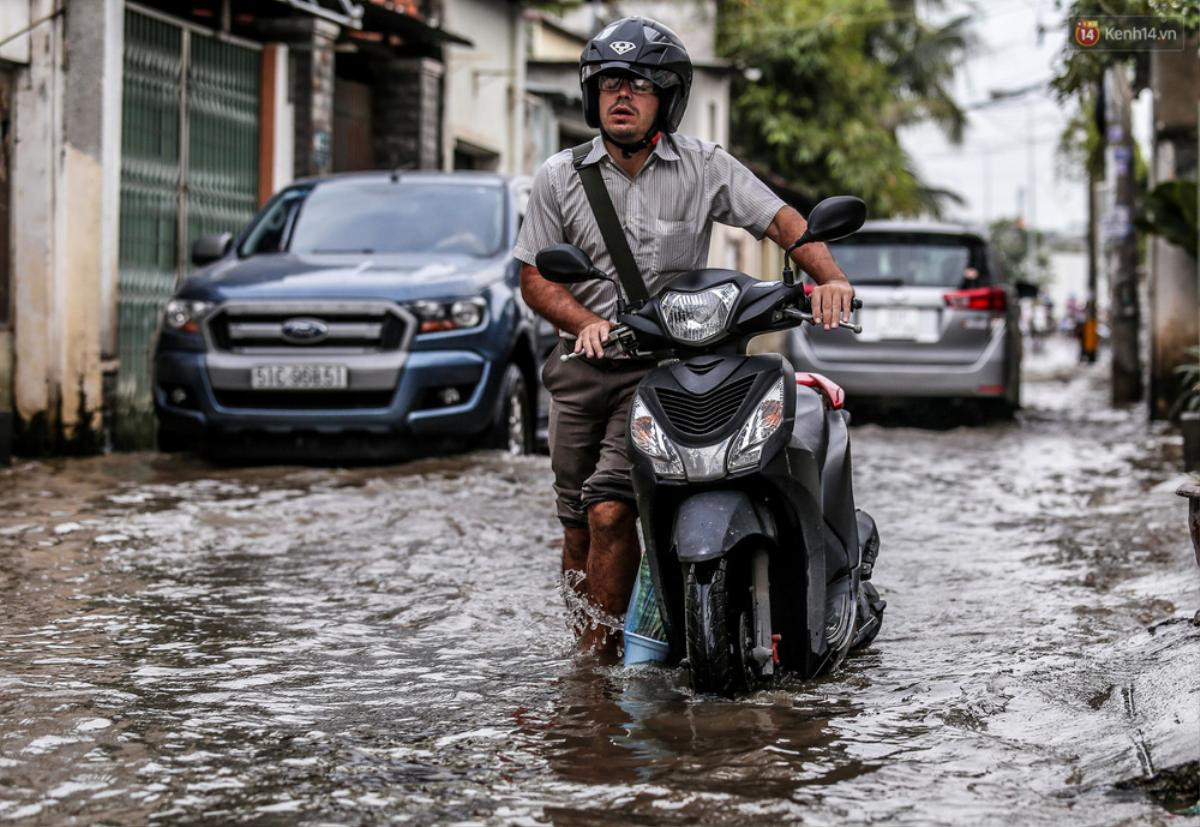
[{"xmin": 560, "ymin": 568, "xmax": 624, "ymax": 642}]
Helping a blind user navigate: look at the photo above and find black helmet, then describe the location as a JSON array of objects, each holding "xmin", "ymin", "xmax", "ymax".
[{"xmin": 580, "ymin": 16, "xmax": 693, "ymax": 134}]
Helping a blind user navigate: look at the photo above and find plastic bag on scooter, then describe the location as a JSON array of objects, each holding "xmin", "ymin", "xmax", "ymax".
[{"xmin": 623, "ymin": 553, "xmax": 669, "ymax": 665}]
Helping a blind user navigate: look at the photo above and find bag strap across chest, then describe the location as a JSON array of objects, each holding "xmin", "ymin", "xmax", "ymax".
[{"xmin": 571, "ymin": 142, "xmax": 649, "ymax": 304}]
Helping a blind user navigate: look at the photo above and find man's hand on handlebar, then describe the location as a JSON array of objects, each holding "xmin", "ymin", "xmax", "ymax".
[
  {"xmin": 810, "ymin": 280, "xmax": 856, "ymax": 331},
  {"xmin": 574, "ymin": 319, "xmax": 613, "ymax": 359}
]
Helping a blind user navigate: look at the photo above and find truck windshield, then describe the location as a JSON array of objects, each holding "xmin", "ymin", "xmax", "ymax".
[
  {"xmin": 831, "ymin": 233, "xmax": 990, "ymax": 287},
  {"xmin": 241, "ymin": 180, "xmax": 506, "ymax": 258}
]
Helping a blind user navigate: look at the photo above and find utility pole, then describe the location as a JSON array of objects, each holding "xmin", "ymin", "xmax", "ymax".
[
  {"xmin": 1102, "ymin": 66, "xmax": 1142, "ymax": 405},
  {"xmin": 1025, "ymin": 99, "xmax": 1040, "ymax": 273},
  {"xmin": 1083, "ymin": 176, "xmax": 1099, "ymax": 363},
  {"xmin": 1082, "ymin": 79, "xmax": 1103, "ymax": 364}
]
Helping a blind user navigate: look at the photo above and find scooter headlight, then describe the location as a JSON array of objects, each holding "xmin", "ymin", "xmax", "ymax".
[
  {"xmin": 727, "ymin": 378, "xmax": 785, "ymax": 472},
  {"xmin": 659, "ymin": 283, "xmax": 739, "ymax": 344},
  {"xmin": 631, "ymin": 395, "xmax": 684, "ymax": 479}
]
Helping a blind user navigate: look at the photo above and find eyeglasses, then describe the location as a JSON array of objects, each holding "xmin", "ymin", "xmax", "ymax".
[{"xmin": 597, "ymin": 75, "xmax": 656, "ymax": 95}]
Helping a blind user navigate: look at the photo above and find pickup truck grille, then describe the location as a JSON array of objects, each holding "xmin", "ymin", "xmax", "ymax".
[
  {"xmin": 201, "ymin": 301, "xmax": 414, "ymax": 412},
  {"xmin": 206, "ymin": 302, "xmax": 409, "ymax": 354},
  {"xmin": 212, "ymin": 390, "xmax": 396, "ymax": 410}
]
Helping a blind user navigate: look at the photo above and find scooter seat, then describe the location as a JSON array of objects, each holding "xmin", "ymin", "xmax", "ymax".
[{"xmin": 796, "ymin": 372, "xmax": 845, "ymax": 410}]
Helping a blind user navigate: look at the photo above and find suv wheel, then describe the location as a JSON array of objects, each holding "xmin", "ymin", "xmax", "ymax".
[
  {"xmin": 489, "ymin": 364, "xmax": 533, "ymax": 455},
  {"xmin": 981, "ymin": 397, "xmax": 1017, "ymax": 420},
  {"xmin": 156, "ymin": 426, "xmax": 188, "ymax": 453}
]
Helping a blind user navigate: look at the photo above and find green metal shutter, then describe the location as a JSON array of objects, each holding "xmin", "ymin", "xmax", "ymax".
[
  {"xmin": 117, "ymin": 10, "xmax": 183, "ymax": 448},
  {"xmin": 116, "ymin": 9, "xmax": 260, "ymax": 449},
  {"xmin": 186, "ymin": 35, "xmax": 260, "ymax": 261}
]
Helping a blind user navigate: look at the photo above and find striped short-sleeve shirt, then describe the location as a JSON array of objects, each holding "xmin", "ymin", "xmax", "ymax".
[{"xmin": 512, "ymin": 133, "xmax": 786, "ymax": 329}]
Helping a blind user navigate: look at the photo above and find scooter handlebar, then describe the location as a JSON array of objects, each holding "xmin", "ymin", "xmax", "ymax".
[
  {"xmin": 559, "ymin": 324, "xmax": 634, "ymax": 361},
  {"xmin": 559, "ymin": 291, "xmax": 864, "ymax": 362},
  {"xmin": 782, "ymin": 306, "xmax": 863, "ymax": 334}
]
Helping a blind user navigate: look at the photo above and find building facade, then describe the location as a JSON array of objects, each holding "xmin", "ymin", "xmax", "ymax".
[
  {"xmin": 0, "ymin": 0, "xmax": 771, "ymax": 459},
  {"xmin": 0, "ymin": 0, "xmax": 487, "ymax": 456}
]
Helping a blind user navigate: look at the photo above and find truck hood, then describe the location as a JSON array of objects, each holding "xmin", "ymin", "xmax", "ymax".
[{"xmin": 177, "ymin": 252, "xmax": 509, "ymax": 302}]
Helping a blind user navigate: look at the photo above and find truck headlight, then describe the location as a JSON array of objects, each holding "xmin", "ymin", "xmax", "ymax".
[
  {"xmin": 407, "ymin": 298, "xmax": 487, "ymax": 333},
  {"xmin": 659, "ymin": 283, "xmax": 739, "ymax": 344},
  {"xmin": 631, "ymin": 395, "xmax": 684, "ymax": 478},
  {"xmin": 727, "ymin": 378, "xmax": 785, "ymax": 471},
  {"xmin": 163, "ymin": 299, "xmax": 215, "ymax": 333}
]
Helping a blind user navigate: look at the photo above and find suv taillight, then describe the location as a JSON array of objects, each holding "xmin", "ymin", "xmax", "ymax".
[{"xmin": 944, "ymin": 286, "xmax": 1006, "ymax": 313}]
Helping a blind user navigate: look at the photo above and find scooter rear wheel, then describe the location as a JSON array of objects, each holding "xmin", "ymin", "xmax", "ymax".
[{"xmin": 685, "ymin": 558, "xmax": 751, "ymax": 697}]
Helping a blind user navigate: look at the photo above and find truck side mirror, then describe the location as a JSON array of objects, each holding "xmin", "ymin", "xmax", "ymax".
[{"xmin": 192, "ymin": 232, "xmax": 233, "ymax": 266}]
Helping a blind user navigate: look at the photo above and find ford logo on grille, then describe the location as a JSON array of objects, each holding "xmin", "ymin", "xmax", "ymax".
[{"xmin": 281, "ymin": 317, "xmax": 328, "ymax": 344}]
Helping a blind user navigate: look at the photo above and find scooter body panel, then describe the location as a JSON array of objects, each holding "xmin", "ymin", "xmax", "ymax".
[
  {"xmin": 631, "ymin": 353, "xmax": 851, "ymax": 677},
  {"xmin": 821, "ymin": 409, "xmax": 860, "ymax": 574},
  {"xmin": 671, "ymin": 490, "xmax": 776, "ymax": 563}
]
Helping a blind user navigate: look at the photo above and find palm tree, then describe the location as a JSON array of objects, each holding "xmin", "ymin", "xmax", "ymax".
[
  {"xmin": 718, "ymin": 0, "xmax": 975, "ymax": 217},
  {"xmin": 870, "ymin": 0, "xmax": 974, "ymax": 143}
]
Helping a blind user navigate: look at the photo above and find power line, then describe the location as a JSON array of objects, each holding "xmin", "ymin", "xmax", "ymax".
[{"xmin": 916, "ymin": 133, "xmax": 1061, "ymax": 160}]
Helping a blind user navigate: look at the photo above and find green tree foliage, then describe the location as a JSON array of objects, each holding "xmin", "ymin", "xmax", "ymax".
[
  {"xmin": 1051, "ymin": 0, "xmax": 1198, "ymax": 184},
  {"xmin": 1169, "ymin": 346, "xmax": 1200, "ymax": 419},
  {"xmin": 1051, "ymin": 0, "xmax": 1198, "ymax": 101},
  {"xmin": 717, "ymin": 0, "xmax": 973, "ymax": 217},
  {"xmin": 989, "ymin": 218, "xmax": 1052, "ymax": 286},
  {"xmin": 1136, "ymin": 178, "xmax": 1199, "ymax": 258},
  {"xmin": 1051, "ymin": 0, "xmax": 1197, "ymax": 271}
]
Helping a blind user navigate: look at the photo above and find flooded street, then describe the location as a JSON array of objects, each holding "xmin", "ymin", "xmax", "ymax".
[{"xmin": 0, "ymin": 343, "xmax": 1197, "ymax": 826}]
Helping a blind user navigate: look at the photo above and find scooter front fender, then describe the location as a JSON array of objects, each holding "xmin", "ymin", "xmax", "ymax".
[{"xmin": 671, "ymin": 490, "xmax": 777, "ymax": 563}]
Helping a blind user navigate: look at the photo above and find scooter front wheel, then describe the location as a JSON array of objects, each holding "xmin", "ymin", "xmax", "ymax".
[{"xmin": 685, "ymin": 558, "xmax": 752, "ymax": 697}]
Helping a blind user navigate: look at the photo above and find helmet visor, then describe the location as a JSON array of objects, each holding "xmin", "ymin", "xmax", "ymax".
[{"xmin": 581, "ymin": 61, "xmax": 681, "ymax": 91}]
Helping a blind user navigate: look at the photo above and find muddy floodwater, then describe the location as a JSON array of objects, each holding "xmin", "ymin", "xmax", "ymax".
[{"xmin": 0, "ymin": 344, "xmax": 1197, "ymax": 826}]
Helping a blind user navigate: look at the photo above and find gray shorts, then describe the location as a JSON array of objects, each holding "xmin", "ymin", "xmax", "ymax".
[{"xmin": 542, "ymin": 340, "xmax": 654, "ymax": 527}]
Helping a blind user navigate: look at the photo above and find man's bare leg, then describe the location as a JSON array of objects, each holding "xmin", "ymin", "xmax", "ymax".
[
  {"xmin": 578, "ymin": 500, "xmax": 640, "ymax": 655},
  {"xmin": 561, "ymin": 525, "xmax": 592, "ymax": 641},
  {"xmin": 562, "ymin": 524, "xmax": 590, "ymax": 595},
  {"xmin": 562, "ymin": 525, "xmax": 590, "ymax": 575}
]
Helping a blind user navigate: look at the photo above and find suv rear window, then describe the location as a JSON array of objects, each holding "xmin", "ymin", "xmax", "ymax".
[{"xmin": 830, "ymin": 232, "xmax": 990, "ymax": 288}]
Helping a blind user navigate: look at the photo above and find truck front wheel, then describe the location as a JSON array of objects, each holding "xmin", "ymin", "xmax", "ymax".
[{"xmin": 487, "ymin": 364, "xmax": 533, "ymax": 455}]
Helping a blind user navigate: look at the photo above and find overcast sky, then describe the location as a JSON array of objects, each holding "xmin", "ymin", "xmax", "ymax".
[{"xmin": 897, "ymin": 0, "xmax": 1152, "ymax": 236}]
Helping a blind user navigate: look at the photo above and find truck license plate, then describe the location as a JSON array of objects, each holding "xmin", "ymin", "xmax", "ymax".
[{"xmin": 250, "ymin": 364, "xmax": 348, "ymax": 390}]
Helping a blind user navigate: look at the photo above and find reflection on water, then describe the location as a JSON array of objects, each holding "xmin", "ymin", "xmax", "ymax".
[{"xmin": 0, "ymin": 345, "xmax": 1196, "ymax": 825}]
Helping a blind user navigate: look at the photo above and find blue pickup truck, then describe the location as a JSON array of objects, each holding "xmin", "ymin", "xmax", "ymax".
[{"xmin": 153, "ymin": 171, "xmax": 550, "ymax": 459}]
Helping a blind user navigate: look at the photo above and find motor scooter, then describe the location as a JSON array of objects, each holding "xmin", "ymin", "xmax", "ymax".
[{"xmin": 535, "ymin": 196, "xmax": 885, "ymax": 695}]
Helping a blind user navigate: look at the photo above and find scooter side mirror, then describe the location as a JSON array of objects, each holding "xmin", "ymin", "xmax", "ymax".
[
  {"xmin": 534, "ymin": 243, "xmax": 608, "ymax": 285},
  {"xmin": 790, "ymin": 196, "xmax": 868, "ymax": 250}
]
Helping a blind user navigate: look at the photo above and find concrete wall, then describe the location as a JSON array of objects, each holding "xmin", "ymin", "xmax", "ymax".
[
  {"xmin": 8, "ymin": 0, "xmax": 121, "ymax": 453},
  {"xmin": 0, "ymin": 4, "xmax": 31, "ymax": 65},
  {"xmin": 558, "ymin": 0, "xmax": 719, "ymax": 61},
  {"xmin": 284, "ymin": 19, "xmax": 338, "ymax": 178},
  {"xmin": 528, "ymin": 16, "xmax": 585, "ymax": 62},
  {"xmin": 1147, "ymin": 42, "xmax": 1200, "ymax": 419},
  {"xmin": 442, "ymin": 0, "xmax": 525, "ymax": 175},
  {"xmin": 372, "ymin": 56, "xmax": 444, "ymax": 170},
  {"xmin": 0, "ymin": 68, "xmax": 12, "ymax": 461},
  {"xmin": 676, "ymin": 67, "xmax": 728, "ymax": 145},
  {"xmin": 268, "ymin": 44, "xmax": 294, "ymax": 196}
]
